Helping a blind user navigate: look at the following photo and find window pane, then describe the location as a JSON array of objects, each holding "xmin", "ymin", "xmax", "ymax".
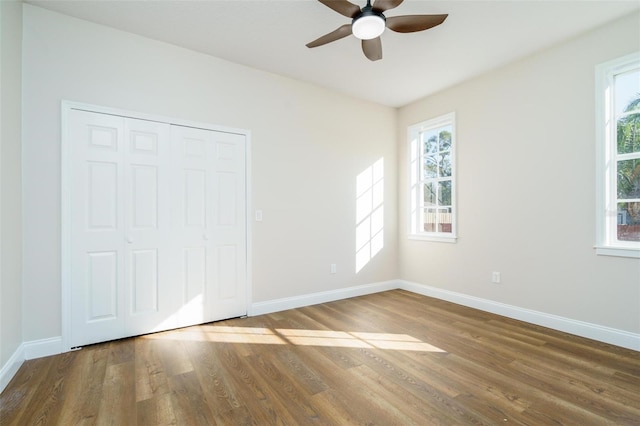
[
  {"xmin": 438, "ymin": 207, "xmax": 452, "ymax": 233},
  {"xmin": 439, "ymin": 127, "xmax": 452, "ymax": 151},
  {"xmin": 617, "ymin": 159, "xmax": 640, "ymax": 199},
  {"xmin": 614, "ymin": 69, "xmax": 640, "ymax": 117},
  {"xmin": 617, "ymin": 112, "xmax": 640, "ymax": 155},
  {"xmin": 423, "ymin": 182, "xmax": 436, "ymax": 206},
  {"xmin": 438, "ymin": 180, "xmax": 452, "ymax": 205},
  {"xmin": 423, "ymin": 208, "xmax": 452, "ymax": 233},
  {"xmin": 439, "ymin": 152, "xmax": 451, "ymax": 177},
  {"xmin": 423, "ymin": 132, "xmax": 438, "ymax": 154},
  {"xmin": 617, "ymin": 202, "xmax": 640, "ymax": 241},
  {"xmin": 423, "ymin": 208, "xmax": 436, "ymax": 232},
  {"xmin": 422, "ymin": 207, "xmax": 453, "ymax": 233},
  {"xmin": 424, "ymin": 155, "xmax": 437, "ymax": 178}
]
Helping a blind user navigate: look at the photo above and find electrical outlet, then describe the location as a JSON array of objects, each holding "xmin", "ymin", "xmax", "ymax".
[
  {"xmin": 492, "ymin": 272, "xmax": 501, "ymax": 283},
  {"xmin": 330, "ymin": 264, "xmax": 337, "ymax": 274}
]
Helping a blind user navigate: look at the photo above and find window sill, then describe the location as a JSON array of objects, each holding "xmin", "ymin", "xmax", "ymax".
[
  {"xmin": 594, "ymin": 246, "xmax": 640, "ymax": 259},
  {"xmin": 408, "ymin": 234, "xmax": 458, "ymax": 243}
]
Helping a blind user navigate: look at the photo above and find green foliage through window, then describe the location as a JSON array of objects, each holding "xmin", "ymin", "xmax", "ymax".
[{"xmin": 614, "ymin": 69, "xmax": 640, "ymax": 241}]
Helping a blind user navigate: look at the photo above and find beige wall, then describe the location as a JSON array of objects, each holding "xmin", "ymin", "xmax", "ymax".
[
  {"xmin": 14, "ymin": 3, "xmax": 640, "ymax": 354},
  {"xmin": 21, "ymin": 5, "xmax": 398, "ymax": 342},
  {"xmin": 0, "ymin": 0, "xmax": 23, "ymax": 371},
  {"xmin": 398, "ymin": 12, "xmax": 640, "ymax": 333}
]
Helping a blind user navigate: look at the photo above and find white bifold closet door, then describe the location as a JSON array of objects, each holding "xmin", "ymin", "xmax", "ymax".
[{"xmin": 68, "ymin": 109, "xmax": 246, "ymax": 348}]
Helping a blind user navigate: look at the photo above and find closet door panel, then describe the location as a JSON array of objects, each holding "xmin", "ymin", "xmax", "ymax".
[
  {"xmin": 172, "ymin": 126, "xmax": 247, "ymax": 325},
  {"xmin": 87, "ymin": 251, "xmax": 118, "ymax": 320},
  {"xmin": 130, "ymin": 248, "xmax": 158, "ymax": 314},
  {"xmin": 181, "ymin": 246, "xmax": 207, "ymax": 324},
  {"xmin": 171, "ymin": 125, "xmax": 213, "ymax": 326},
  {"xmin": 216, "ymin": 245, "xmax": 238, "ymax": 300},
  {"xmin": 123, "ymin": 118, "xmax": 176, "ymax": 335},
  {"xmin": 210, "ymin": 132, "xmax": 247, "ymax": 320},
  {"xmin": 184, "ymin": 170, "xmax": 207, "ymax": 228},
  {"xmin": 130, "ymin": 165, "xmax": 158, "ymax": 229},
  {"xmin": 69, "ymin": 110, "xmax": 126, "ymax": 347},
  {"xmin": 87, "ymin": 162, "xmax": 119, "ymax": 229}
]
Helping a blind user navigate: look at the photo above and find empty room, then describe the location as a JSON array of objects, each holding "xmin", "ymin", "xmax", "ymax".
[{"xmin": 1, "ymin": 0, "xmax": 639, "ymax": 424}]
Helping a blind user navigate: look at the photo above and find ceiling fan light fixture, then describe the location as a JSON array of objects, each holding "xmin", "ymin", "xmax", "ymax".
[
  {"xmin": 352, "ymin": 14, "xmax": 386, "ymax": 40},
  {"xmin": 307, "ymin": 0, "xmax": 449, "ymax": 62}
]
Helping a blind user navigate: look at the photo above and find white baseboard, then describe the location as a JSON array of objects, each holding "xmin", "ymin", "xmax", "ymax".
[
  {"xmin": 0, "ymin": 336, "xmax": 63, "ymax": 394},
  {"xmin": 249, "ymin": 279, "xmax": 639, "ymax": 351},
  {"xmin": 249, "ymin": 280, "xmax": 398, "ymax": 316},
  {"xmin": 398, "ymin": 280, "xmax": 640, "ymax": 351},
  {"xmin": 0, "ymin": 344, "xmax": 25, "ymax": 394},
  {"xmin": 23, "ymin": 337, "xmax": 63, "ymax": 360}
]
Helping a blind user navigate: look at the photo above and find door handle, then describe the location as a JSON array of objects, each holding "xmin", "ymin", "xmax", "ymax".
[{"xmin": 126, "ymin": 237, "xmax": 133, "ymax": 244}]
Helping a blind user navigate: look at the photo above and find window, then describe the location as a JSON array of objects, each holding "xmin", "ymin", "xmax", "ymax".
[
  {"xmin": 408, "ymin": 112, "xmax": 456, "ymax": 242},
  {"xmin": 595, "ymin": 52, "xmax": 640, "ymax": 258}
]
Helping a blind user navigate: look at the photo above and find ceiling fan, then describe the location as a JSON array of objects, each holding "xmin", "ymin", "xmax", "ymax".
[{"xmin": 306, "ymin": 0, "xmax": 448, "ymax": 61}]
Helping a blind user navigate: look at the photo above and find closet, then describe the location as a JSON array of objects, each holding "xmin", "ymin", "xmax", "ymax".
[{"xmin": 66, "ymin": 108, "xmax": 247, "ymax": 347}]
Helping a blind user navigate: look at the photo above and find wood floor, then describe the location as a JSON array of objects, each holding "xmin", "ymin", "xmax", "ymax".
[{"xmin": 1, "ymin": 290, "xmax": 639, "ymax": 425}]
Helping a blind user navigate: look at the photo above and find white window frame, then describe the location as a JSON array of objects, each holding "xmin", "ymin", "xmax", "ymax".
[
  {"xmin": 595, "ymin": 52, "xmax": 640, "ymax": 258},
  {"xmin": 408, "ymin": 112, "xmax": 457, "ymax": 242}
]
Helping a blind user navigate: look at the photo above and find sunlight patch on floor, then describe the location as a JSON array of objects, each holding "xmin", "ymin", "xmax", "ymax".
[
  {"xmin": 144, "ymin": 326, "xmax": 288, "ymax": 345},
  {"xmin": 276, "ymin": 329, "xmax": 372, "ymax": 348},
  {"xmin": 143, "ymin": 326, "xmax": 446, "ymax": 353},
  {"xmin": 350, "ymin": 332, "xmax": 446, "ymax": 352}
]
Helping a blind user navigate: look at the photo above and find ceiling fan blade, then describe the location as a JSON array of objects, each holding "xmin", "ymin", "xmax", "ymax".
[
  {"xmin": 306, "ymin": 24, "xmax": 353, "ymax": 48},
  {"xmin": 386, "ymin": 14, "xmax": 448, "ymax": 33},
  {"xmin": 362, "ymin": 37, "xmax": 382, "ymax": 61},
  {"xmin": 372, "ymin": 0, "xmax": 403, "ymax": 13},
  {"xmin": 318, "ymin": 0, "xmax": 361, "ymax": 18}
]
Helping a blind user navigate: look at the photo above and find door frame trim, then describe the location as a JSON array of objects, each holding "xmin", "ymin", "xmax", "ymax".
[{"xmin": 60, "ymin": 100, "xmax": 252, "ymax": 351}]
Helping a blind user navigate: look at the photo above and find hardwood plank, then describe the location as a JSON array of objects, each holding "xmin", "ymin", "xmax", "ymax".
[
  {"xmin": 249, "ymin": 351, "xmax": 322, "ymax": 421},
  {"xmin": 154, "ymin": 336, "xmax": 194, "ymax": 377},
  {"xmin": 96, "ymin": 360, "xmax": 136, "ymax": 425},
  {"xmin": 167, "ymin": 371, "xmax": 216, "ymax": 426},
  {"xmin": 56, "ymin": 345, "xmax": 109, "ymax": 425},
  {"xmin": 511, "ymin": 358, "xmax": 640, "ymax": 423},
  {"xmin": 9, "ymin": 352, "xmax": 77, "ymax": 425},
  {"xmin": 134, "ymin": 337, "xmax": 173, "ymax": 404},
  {"xmin": 210, "ymin": 342, "xmax": 299, "ymax": 425},
  {"xmin": 0, "ymin": 357, "xmax": 56, "ymax": 426},
  {"xmin": 188, "ymin": 341, "xmax": 242, "ymax": 412},
  {"xmin": 142, "ymin": 391, "xmax": 177, "ymax": 426},
  {"xmin": 2, "ymin": 290, "xmax": 639, "ymax": 424},
  {"xmin": 273, "ymin": 348, "xmax": 328, "ymax": 396}
]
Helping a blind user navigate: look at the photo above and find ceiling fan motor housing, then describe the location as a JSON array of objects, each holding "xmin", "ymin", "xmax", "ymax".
[{"xmin": 352, "ymin": 7, "xmax": 386, "ymax": 40}]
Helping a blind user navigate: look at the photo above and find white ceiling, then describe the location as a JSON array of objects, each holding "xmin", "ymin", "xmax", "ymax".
[{"xmin": 25, "ymin": 0, "xmax": 640, "ymax": 107}]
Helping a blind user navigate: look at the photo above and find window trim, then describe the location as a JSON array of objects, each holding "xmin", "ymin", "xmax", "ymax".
[
  {"xmin": 595, "ymin": 51, "xmax": 640, "ymax": 258},
  {"xmin": 407, "ymin": 112, "xmax": 457, "ymax": 242}
]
